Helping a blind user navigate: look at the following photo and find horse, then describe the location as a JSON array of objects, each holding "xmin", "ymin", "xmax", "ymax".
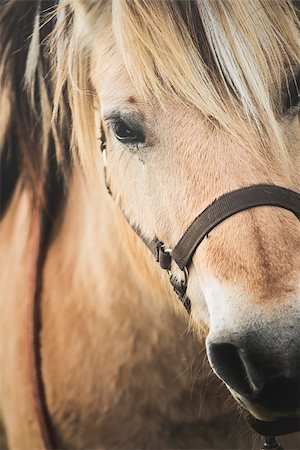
[{"xmin": 0, "ymin": 1, "xmax": 299, "ymax": 449}]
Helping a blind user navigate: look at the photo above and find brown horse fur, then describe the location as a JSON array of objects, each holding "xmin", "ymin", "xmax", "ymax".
[{"xmin": 0, "ymin": 1, "xmax": 300, "ymax": 449}]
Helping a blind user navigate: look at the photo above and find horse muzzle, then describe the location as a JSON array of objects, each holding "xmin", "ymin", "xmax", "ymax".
[{"xmin": 206, "ymin": 333, "xmax": 300, "ymax": 423}]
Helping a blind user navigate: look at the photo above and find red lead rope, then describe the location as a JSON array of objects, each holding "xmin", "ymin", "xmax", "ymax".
[{"xmin": 26, "ymin": 206, "xmax": 53, "ymax": 450}]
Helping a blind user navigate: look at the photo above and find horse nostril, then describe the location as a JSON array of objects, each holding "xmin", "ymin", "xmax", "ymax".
[
  {"xmin": 207, "ymin": 342, "xmax": 258, "ymax": 397},
  {"xmin": 208, "ymin": 341, "xmax": 300, "ymax": 413}
]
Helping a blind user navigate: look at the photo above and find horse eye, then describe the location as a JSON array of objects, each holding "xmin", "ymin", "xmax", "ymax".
[{"xmin": 112, "ymin": 120, "xmax": 145, "ymax": 144}]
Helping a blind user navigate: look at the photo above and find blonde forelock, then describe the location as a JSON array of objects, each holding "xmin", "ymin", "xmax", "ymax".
[
  {"xmin": 112, "ymin": 0, "xmax": 300, "ymax": 151},
  {"xmin": 52, "ymin": 0, "xmax": 300, "ymax": 171}
]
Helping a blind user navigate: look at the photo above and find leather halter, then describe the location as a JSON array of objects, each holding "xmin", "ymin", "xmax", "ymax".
[{"xmin": 101, "ymin": 136, "xmax": 300, "ymax": 316}]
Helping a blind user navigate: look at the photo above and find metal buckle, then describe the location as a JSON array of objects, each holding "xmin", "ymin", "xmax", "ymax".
[
  {"xmin": 158, "ymin": 245, "xmax": 172, "ymax": 270},
  {"xmin": 159, "ymin": 245, "xmax": 189, "ymax": 287}
]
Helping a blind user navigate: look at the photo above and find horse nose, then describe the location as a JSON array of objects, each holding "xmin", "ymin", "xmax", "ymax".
[{"xmin": 207, "ymin": 341, "xmax": 300, "ymax": 413}]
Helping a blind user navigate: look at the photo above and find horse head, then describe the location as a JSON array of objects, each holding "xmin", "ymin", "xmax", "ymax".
[{"xmin": 56, "ymin": 0, "xmax": 300, "ymax": 438}]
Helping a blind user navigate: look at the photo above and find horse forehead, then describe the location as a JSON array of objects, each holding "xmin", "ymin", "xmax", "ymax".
[{"xmin": 91, "ymin": 30, "xmax": 202, "ymax": 122}]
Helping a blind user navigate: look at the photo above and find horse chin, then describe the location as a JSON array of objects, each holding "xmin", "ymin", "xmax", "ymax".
[
  {"xmin": 246, "ymin": 415, "xmax": 300, "ymax": 437},
  {"xmin": 230, "ymin": 389, "xmax": 300, "ymax": 436}
]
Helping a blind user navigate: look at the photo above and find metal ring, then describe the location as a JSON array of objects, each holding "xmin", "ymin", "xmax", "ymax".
[
  {"xmin": 167, "ymin": 265, "xmax": 189, "ymax": 287},
  {"xmin": 161, "ymin": 245, "xmax": 189, "ymax": 287},
  {"xmin": 182, "ymin": 266, "xmax": 189, "ymax": 287}
]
